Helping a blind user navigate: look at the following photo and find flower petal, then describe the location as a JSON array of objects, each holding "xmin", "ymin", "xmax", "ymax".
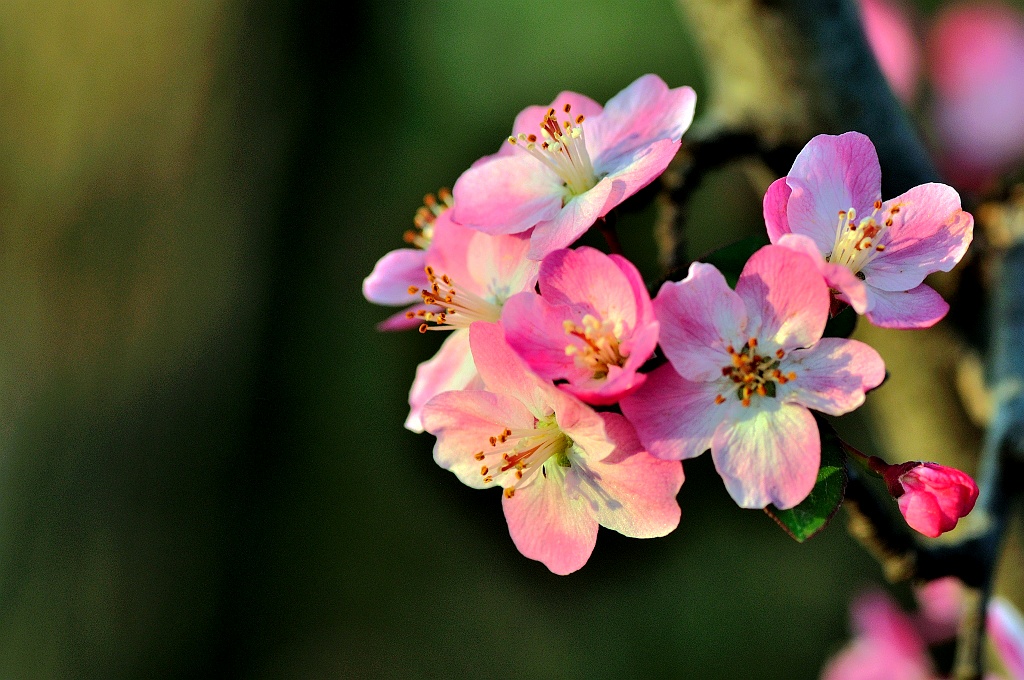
[
  {"xmin": 735, "ymin": 244, "xmax": 829, "ymax": 349},
  {"xmin": 777, "ymin": 233, "xmax": 869, "ymax": 313},
  {"xmin": 469, "ymin": 321, "xmax": 557, "ymax": 417},
  {"xmin": 864, "ymin": 284, "xmax": 950, "ymax": 329},
  {"xmin": 586, "ymin": 74, "xmax": 696, "ymax": 167},
  {"xmin": 783, "ymin": 338, "xmax": 886, "ymax": 415},
  {"xmin": 764, "ymin": 177, "xmax": 793, "ymax": 243},
  {"xmin": 406, "ymin": 330, "xmax": 480, "ymax": 432},
  {"xmin": 363, "ymin": 247, "xmax": 427, "ymax": 305},
  {"xmin": 862, "ymin": 184, "xmax": 973, "ymax": 291},
  {"xmin": 579, "ymin": 412, "xmax": 683, "ymax": 538},
  {"xmin": 710, "ymin": 402, "xmax": 819, "ymax": 509},
  {"xmin": 501, "ymin": 292, "xmax": 590, "ymax": 383},
  {"xmin": 619, "ymin": 364, "xmax": 729, "ymax": 461},
  {"xmin": 466, "ymin": 230, "xmax": 538, "ymax": 299},
  {"xmin": 785, "ymin": 132, "xmax": 883, "ymax": 254},
  {"xmin": 423, "ymin": 388, "xmax": 535, "ymax": 487},
  {"xmin": 595, "ymin": 137, "xmax": 683, "ymax": 207},
  {"xmin": 988, "ymin": 597, "xmax": 1024, "ymax": 680},
  {"xmin": 451, "ymin": 153, "xmax": 564, "ymax": 236},
  {"xmin": 653, "ymin": 262, "xmax": 746, "ymax": 381},
  {"xmin": 502, "ymin": 463, "xmax": 599, "ymax": 575},
  {"xmin": 539, "ymin": 246, "xmax": 639, "ymax": 328},
  {"xmin": 511, "ymin": 93, "xmax": 604, "ymax": 143}
]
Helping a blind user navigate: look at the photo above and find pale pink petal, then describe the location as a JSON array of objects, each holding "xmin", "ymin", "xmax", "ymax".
[
  {"xmin": 586, "ymin": 74, "xmax": 696, "ymax": 166},
  {"xmin": 362, "ymin": 247, "xmax": 427, "ymax": 305},
  {"xmin": 539, "ymin": 247, "xmax": 640, "ymax": 328},
  {"xmin": 858, "ymin": 0, "xmax": 921, "ymax": 103},
  {"xmin": 653, "ymin": 262, "xmax": 746, "ymax": 381},
  {"xmin": 595, "ymin": 137, "xmax": 683, "ymax": 207},
  {"xmin": 466, "ymin": 230, "xmax": 539, "ymax": 297},
  {"xmin": 552, "ymin": 391, "xmax": 616, "ymax": 462},
  {"xmin": 710, "ymin": 402, "xmax": 819, "ymax": 509},
  {"xmin": 580, "ymin": 412, "xmax": 683, "ymax": 538},
  {"xmin": 777, "ymin": 234, "xmax": 870, "ymax": 313},
  {"xmin": 785, "ymin": 132, "xmax": 883, "ymax": 254},
  {"xmin": 378, "ymin": 304, "xmax": 428, "ymax": 332},
  {"xmin": 988, "ymin": 597, "xmax": 1024, "ymax": 680},
  {"xmin": 405, "ymin": 330, "xmax": 480, "ymax": 432},
  {"xmin": 861, "ymin": 184, "xmax": 973, "ymax": 292},
  {"xmin": 897, "ymin": 463, "xmax": 979, "ymax": 538},
  {"xmin": 783, "ymin": 338, "xmax": 885, "ymax": 416},
  {"xmin": 451, "ymin": 153, "xmax": 564, "ymax": 236},
  {"xmin": 735, "ymin": 244, "xmax": 829, "ymax": 350},
  {"xmin": 863, "ymin": 284, "xmax": 949, "ymax": 329},
  {"xmin": 610, "ymin": 253, "xmax": 657, "ymax": 328},
  {"xmin": 468, "ymin": 321, "xmax": 554, "ymax": 417},
  {"xmin": 526, "ymin": 180, "xmax": 615, "ymax": 260},
  {"xmin": 764, "ymin": 177, "xmax": 793, "ymax": 243},
  {"xmin": 619, "ymin": 364, "xmax": 730, "ymax": 461},
  {"xmin": 423, "ymin": 388, "xmax": 535, "ymax": 488},
  {"xmin": 424, "ymin": 211, "xmax": 476, "ymax": 284},
  {"xmin": 502, "ymin": 464, "xmax": 599, "ymax": 575}
]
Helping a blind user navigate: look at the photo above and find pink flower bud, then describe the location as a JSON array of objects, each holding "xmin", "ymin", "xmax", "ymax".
[{"xmin": 887, "ymin": 462, "xmax": 979, "ymax": 538}]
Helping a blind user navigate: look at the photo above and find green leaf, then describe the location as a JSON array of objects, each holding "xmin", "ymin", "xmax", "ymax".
[
  {"xmin": 823, "ymin": 305, "xmax": 857, "ymax": 339},
  {"xmin": 765, "ymin": 425, "xmax": 848, "ymax": 542},
  {"xmin": 698, "ymin": 234, "xmax": 770, "ymax": 288}
]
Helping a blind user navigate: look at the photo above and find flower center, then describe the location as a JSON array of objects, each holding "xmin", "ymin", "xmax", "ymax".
[
  {"xmin": 715, "ymin": 338, "xmax": 796, "ymax": 408},
  {"xmin": 827, "ymin": 200, "xmax": 902, "ymax": 274},
  {"xmin": 563, "ymin": 314, "xmax": 626, "ymax": 380},
  {"xmin": 409, "ymin": 265, "xmax": 503, "ymax": 332},
  {"xmin": 508, "ymin": 103, "xmax": 599, "ymax": 196},
  {"xmin": 403, "ymin": 188, "xmax": 452, "ymax": 250},
  {"xmin": 473, "ymin": 415, "xmax": 572, "ymax": 498}
]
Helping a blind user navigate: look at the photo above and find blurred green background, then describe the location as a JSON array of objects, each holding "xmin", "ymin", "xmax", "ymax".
[{"xmin": 0, "ymin": 1, "xmax": 1015, "ymax": 678}]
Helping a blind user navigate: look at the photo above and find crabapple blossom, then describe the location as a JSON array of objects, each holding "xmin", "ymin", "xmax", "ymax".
[
  {"xmin": 883, "ymin": 462, "xmax": 979, "ymax": 538},
  {"xmin": 858, "ymin": 0, "xmax": 920, "ymax": 103},
  {"xmin": 421, "ymin": 322, "xmax": 683, "ymax": 575},
  {"xmin": 765, "ymin": 132, "xmax": 974, "ymax": 329},
  {"xmin": 620, "ymin": 244, "xmax": 885, "ymax": 509},
  {"xmin": 363, "ymin": 196, "xmax": 539, "ymax": 432},
  {"xmin": 989, "ymin": 597, "xmax": 1024, "ymax": 680},
  {"xmin": 452, "ymin": 74, "xmax": 696, "ymax": 260},
  {"xmin": 501, "ymin": 246, "xmax": 658, "ymax": 405}
]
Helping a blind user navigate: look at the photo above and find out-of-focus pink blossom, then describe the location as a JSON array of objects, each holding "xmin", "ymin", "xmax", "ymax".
[
  {"xmin": 989, "ymin": 597, "xmax": 1024, "ymax": 680},
  {"xmin": 452, "ymin": 74, "xmax": 696, "ymax": 260},
  {"xmin": 621, "ymin": 244, "xmax": 885, "ymax": 509},
  {"xmin": 928, "ymin": 4, "xmax": 1024, "ymax": 188},
  {"xmin": 766, "ymin": 132, "xmax": 973, "ymax": 329},
  {"xmin": 858, "ymin": 0, "xmax": 921, "ymax": 103},
  {"xmin": 501, "ymin": 247, "xmax": 658, "ymax": 405},
  {"xmin": 421, "ymin": 322, "xmax": 683, "ymax": 575},
  {"xmin": 885, "ymin": 462, "xmax": 979, "ymax": 538}
]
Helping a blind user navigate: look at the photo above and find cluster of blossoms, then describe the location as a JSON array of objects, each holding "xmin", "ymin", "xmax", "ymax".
[
  {"xmin": 822, "ymin": 577, "xmax": 1024, "ymax": 679},
  {"xmin": 364, "ymin": 74, "xmax": 978, "ymax": 574}
]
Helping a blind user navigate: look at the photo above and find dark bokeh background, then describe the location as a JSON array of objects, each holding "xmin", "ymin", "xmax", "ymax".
[{"xmin": 0, "ymin": 1, "xmax": 1011, "ymax": 678}]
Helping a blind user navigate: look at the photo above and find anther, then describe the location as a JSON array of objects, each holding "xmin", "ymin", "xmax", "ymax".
[
  {"xmin": 489, "ymin": 436, "xmax": 497, "ymax": 446},
  {"xmin": 776, "ymin": 349, "xmax": 785, "ymax": 359},
  {"xmin": 504, "ymin": 487, "xmax": 515, "ymax": 499},
  {"xmin": 480, "ymin": 466, "xmax": 489, "ymax": 475},
  {"xmin": 874, "ymin": 200, "xmax": 883, "ymax": 210},
  {"xmin": 474, "ymin": 452, "xmax": 485, "ymax": 461},
  {"xmin": 418, "ymin": 323, "xmax": 428, "ymax": 333},
  {"xmin": 714, "ymin": 395, "xmax": 726, "ymax": 405}
]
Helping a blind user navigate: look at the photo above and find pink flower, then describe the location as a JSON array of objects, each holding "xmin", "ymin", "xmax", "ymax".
[
  {"xmin": 858, "ymin": 0, "xmax": 921, "ymax": 103},
  {"xmin": 765, "ymin": 132, "xmax": 974, "ymax": 329},
  {"xmin": 451, "ymin": 74, "xmax": 696, "ymax": 260},
  {"xmin": 501, "ymin": 246, "xmax": 659, "ymax": 405},
  {"xmin": 366, "ymin": 202, "xmax": 539, "ymax": 432},
  {"xmin": 928, "ymin": 4, "xmax": 1024, "ymax": 188},
  {"xmin": 421, "ymin": 322, "xmax": 683, "ymax": 575},
  {"xmin": 363, "ymin": 190, "xmax": 454, "ymax": 331},
  {"xmin": 621, "ymin": 244, "xmax": 885, "ymax": 509},
  {"xmin": 989, "ymin": 597, "xmax": 1024, "ymax": 680},
  {"xmin": 885, "ymin": 462, "xmax": 979, "ymax": 538}
]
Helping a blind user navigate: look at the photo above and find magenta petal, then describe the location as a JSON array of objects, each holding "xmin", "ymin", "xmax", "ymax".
[
  {"xmin": 502, "ymin": 467, "xmax": 599, "ymax": 575},
  {"xmin": 864, "ymin": 284, "xmax": 950, "ymax": 329},
  {"xmin": 539, "ymin": 247, "xmax": 640, "ymax": 327},
  {"xmin": 654, "ymin": 262, "xmax": 746, "ymax": 381},
  {"xmin": 587, "ymin": 74, "xmax": 696, "ymax": 167},
  {"xmin": 363, "ymin": 247, "xmax": 428, "ymax": 305},
  {"xmin": 452, "ymin": 153, "xmax": 564, "ymax": 236},
  {"xmin": 863, "ymin": 183, "xmax": 973, "ymax": 291},
  {"xmin": 764, "ymin": 177, "xmax": 793, "ymax": 243},
  {"xmin": 502, "ymin": 292, "xmax": 590, "ymax": 383},
  {"xmin": 583, "ymin": 412, "xmax": 683, "ymax": 538},
  {"xmin": 406, "ymin": 330, "xmax": 480, "ymax": 433},
  {"xmin": 710, "ymin": 403, "xmax": 819, "ymax": 509},
  {"xmin": 897, "ymin": 463, "xmax": 979, "ymax": 538},
  {"xmin": 735, "ymin": 244, "xmax": 829, "ymax": 349},
  {"xmin": 422, "ymin": 388, "xmax": 535, "ymax": 488},
  {"xmin": 785, "ymin": 132, "xmax": 883, "ymax": 254},
  {"xmin": 619, "ymin": 364, "xmax": 728, "ymax": 461},
  {"xmin": 784, "ymin": 338, "xmax": 886, "ymax": 416}
]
